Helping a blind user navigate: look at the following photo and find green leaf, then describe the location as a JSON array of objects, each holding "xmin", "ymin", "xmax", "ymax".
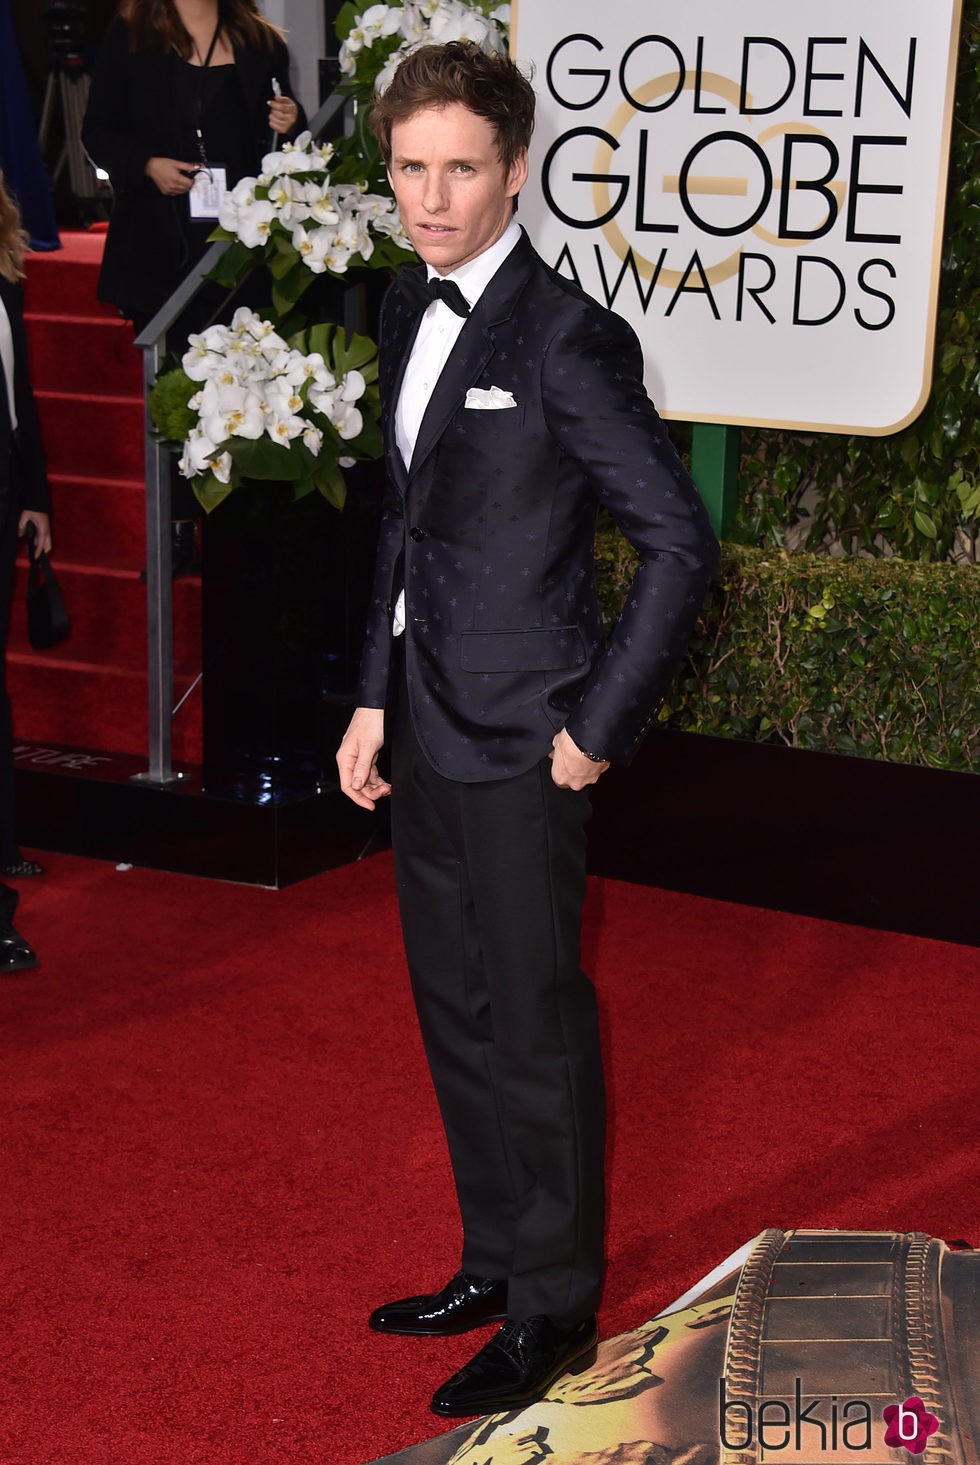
[
  {"xmin": 192, "ymin": 472, "xmax": 235, "ymax": 514},
  {"xmin": 206, "ymin": 239, "xmax": 256, "ymax": 290},
  {"xmin": 316, "ymin": 464, "xmax": 348, "ymax": 510},
  {"xmin": 913, "ymin": 510, "xmax": 938, "ymax": 538},
  {"xmin": 228, "ymin": 436, "xmax": 304, "ymax": 481}
]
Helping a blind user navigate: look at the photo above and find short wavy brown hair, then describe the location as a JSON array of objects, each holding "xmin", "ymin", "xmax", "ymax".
[{"xmin": 370, "ymin": 42, "xmax": 535, "ymax": 171}]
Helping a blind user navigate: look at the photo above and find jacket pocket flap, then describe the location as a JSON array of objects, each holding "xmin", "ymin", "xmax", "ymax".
[{"xmin": 460, "ymin": 626, "xmax": 588, "ymax": 673}]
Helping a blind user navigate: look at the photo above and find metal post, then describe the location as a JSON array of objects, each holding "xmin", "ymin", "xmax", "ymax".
[
  {"xmin": 690, "ymin": 423, "xmax": 740, "ymax": 539},
  {"xmin": 132, "ymin": 336, "xmax": 182, "ymax": 786}
]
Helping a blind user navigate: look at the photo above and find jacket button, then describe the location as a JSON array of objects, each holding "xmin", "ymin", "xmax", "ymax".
[{"xmin": 410, "ymin": 527, "xmax": 426, "ymax": 541}]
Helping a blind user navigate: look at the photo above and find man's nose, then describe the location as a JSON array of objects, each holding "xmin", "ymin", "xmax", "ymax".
[{"xmin": 422, "ymin": 174, "xmax": 448, "ymax": 212}]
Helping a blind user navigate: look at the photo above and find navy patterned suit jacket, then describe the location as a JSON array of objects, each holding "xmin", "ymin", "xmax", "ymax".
[{"xmin": 358, "ymin": 229, "xmax": 720, "ymax": 782}]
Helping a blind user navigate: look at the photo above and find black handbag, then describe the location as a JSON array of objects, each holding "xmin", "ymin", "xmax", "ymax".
[{"xmin": 24, "ymin": 524, "xmax": 70, "ymax": 650}]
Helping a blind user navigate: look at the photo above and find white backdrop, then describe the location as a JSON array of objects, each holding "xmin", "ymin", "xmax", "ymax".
[
  {"xmin": 511, "ymin": 0, "xmax": 963, "ymax": 433},
  {"xmin": 261, "ymin": 0, "xmax": 324, "ymax": 121}
]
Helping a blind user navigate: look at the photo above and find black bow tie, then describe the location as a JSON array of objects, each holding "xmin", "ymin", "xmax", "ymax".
[{"xmin": 400, "ymin": 270, "xmax": 471, "ymax": 318}]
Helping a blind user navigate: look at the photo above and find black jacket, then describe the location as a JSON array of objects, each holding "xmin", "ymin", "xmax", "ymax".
[
  {"xmin": 82, "ymin": 16, "xmax": 303, "ymax": 316},
  {"xmin": 359, "ymin": 231, "xmax": 719, "ymax": 779},
  {"xmin": 0, "ymin": 274, "xmax": 50, "ymax": 517}
]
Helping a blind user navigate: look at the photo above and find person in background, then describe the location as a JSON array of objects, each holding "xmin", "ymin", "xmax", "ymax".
[
  {"xmin": 0, "ymin": 170, "xmax": 53, "ymax": 971},
  {"xmin": 81, "ymin": 0, "xmax": 303, "ymax": 575},
  {"xmin": 336, "ymin": 43, "xmax": 719, "ymax": 1419}
]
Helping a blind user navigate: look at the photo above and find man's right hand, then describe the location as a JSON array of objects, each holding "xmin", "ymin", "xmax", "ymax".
[
  {"xmin": 336, "ymin": 707, "xmax": 391, "ymax": 811},
  {"xmin": 145, "ymin": 158, "xmax": 199, "ymax": 196}
]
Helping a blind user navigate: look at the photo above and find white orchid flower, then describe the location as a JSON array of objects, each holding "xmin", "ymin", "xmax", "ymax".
[
  {"xmin": 375, "ymin": 51, "xmax": 407, "ymax": 93},
  {"xmin": 235, "ymin": 199, "xmax": 277, "ymax": 249},
  {"xmin": 242, "ymin": 313, "xmax": 288, "ymax": 354},
  {"xmin": 207, "ymin": 451, "xmax": 233, "ymax": 484},
  {"xmin": 339, "ymin": 369, "xmax": 367, "ymax": 403},
  {"xmin": 287, "ymin": 353, "xmax": 336, "ymax": 390},
  {"xmin": 332, "ymin": 402, "xmax": 364, "ymax": 440},
  {"xmin": 399, "ymin": 3, "xmax": 428, "ymax": 40},
  {"xmin": 202, "ymin": 384, "xmax": 266, "ymax": 442},
  {"xmin": 183, "ymin": 426, "xmax": 222, "ymax": 474},
  {"xmin": 308, "ymin": 189, "xmax": 341, "ymax": 228},
  {"xmin": 302, "ymin": 425, "xmax": 324, "ymax": 457},
  {"xmin": 290, "ymin": 223, "xmax": 318, "ymax": 266},
  {"xmin": 307, "ymin": 383, "xmax": 336, "ymax": 416},
  {"xmin": 183, "ymin": 334, "xmax": 226, "ymax": 382},
  {"xmin": 266, "ymin": 175, "xmax": 311, "ymax": 225},
  {"xmin": 264, "ymin": 378, "xmax": 305, "ymax": 418},
  {"xmin": 266, "ymin": 409, "xmax": 307, "ymax": 445},
  {"xmin": 218, "ymin": 176, "xmax": 258, "ymax": 231}
]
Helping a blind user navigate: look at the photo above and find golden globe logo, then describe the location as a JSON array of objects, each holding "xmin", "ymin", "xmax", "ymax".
[{"xmin": 514, "ymin": 4, "xmax": 963, "ymax": 433}]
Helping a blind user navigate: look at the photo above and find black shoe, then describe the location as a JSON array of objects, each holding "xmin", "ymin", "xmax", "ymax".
[
  {"xmin": 430, "ymin": 1314, "xmax": 598, "ymax": 1417},
  {"xmin": 1, "ymin": 859, "xmax": 47, "ymax": 878},
  {"xmin": 0, "ymin": 920, "xmax": 39, "ymax": 972},
  {"xmin": 369, "ymin": 1272, "xmax": 508, "ymax": 1337}
]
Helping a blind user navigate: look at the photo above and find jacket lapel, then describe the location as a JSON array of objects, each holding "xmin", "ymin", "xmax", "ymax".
[
  {"xmin": 380, "ymin": 270, "xmax": 428, "ymax": 497},
  {"xmin": 407, "ymin": 233, "xmax": 536, "ymax": 486}
]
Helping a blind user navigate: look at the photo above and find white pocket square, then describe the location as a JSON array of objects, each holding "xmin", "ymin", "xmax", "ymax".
[{"xmin": 465, "ymin": 386, "xmax": 517, "ymax": 410}]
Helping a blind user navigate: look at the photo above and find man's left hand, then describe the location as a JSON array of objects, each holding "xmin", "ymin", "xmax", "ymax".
[{"xmin": 550, "ymin": 728, "xmax": 610, "ymax": 790}]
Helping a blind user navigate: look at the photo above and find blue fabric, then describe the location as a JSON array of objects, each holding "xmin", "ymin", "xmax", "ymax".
[{"xmin": 0, "ymin": 0, "xmax": 60, "ymax": 252}]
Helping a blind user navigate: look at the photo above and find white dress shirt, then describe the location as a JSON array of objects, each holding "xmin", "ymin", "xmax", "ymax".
[
  {"xmin": 0, "ymin": 294, "xmax": 18, "ymax": 431},
  {"xmin": 392, "ymin": 219, "xmax": 522, "ymax": 635}
]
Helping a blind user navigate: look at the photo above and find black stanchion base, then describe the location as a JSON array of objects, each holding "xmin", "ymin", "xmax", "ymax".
[{"xmin": 13, "ymin": 741, "xmax": 390, "ymax": 887}]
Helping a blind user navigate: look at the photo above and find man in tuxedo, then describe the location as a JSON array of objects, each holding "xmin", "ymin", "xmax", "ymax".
[{"xmin": 336, "ymin": 42, "xmax": 719, "ymax": 1418}]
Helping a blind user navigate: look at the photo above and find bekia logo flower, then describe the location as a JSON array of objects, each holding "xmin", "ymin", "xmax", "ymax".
[{"xmin": 883, "ymin": 1397, "xmax": 939, "ymax": 1454}]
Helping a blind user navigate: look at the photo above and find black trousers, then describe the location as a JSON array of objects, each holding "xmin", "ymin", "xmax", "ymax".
[{"xmin": 389, "ymin": 685, "xmax": 606, "ymax": 1326}]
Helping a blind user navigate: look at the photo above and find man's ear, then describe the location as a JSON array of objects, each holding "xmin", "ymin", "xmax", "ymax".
[{"xmin": 507, "ymin": 149, "xmax": 530, "ymax": 199}]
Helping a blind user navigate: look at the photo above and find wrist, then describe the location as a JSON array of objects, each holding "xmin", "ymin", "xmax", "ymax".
[{"xmin": 565, "ymin": 730, "xmax": 606, "ymax": 763}]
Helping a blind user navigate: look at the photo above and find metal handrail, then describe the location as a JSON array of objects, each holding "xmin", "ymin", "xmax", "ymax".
[{"xmin": 132, "ymin": 89, "xmax": 347, "ymax": 785}]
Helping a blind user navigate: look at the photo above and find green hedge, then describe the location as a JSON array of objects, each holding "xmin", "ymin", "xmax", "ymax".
[
  {"xmin": 733, "ymin": 14, "xmax": 980, "ymax": 563},
  {"xmin": 595, "ymin": 533, "xmax": 980, "ymax": 771}
]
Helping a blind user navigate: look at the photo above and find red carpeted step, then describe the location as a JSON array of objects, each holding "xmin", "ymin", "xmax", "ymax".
[
  {"xmin": 18, "ymin": 229, "xmax": 203, "ymax": 765},
  {"xmin": 8, "ymin": 654, "xmax": 201, "ymax": 762},
  {"xmin": 35, "ymin": 390, "xmax": 146, "ymax": 481},
  {"xmin": 25, "ymin": 313, "xmax": 142, "ymax": 397},
  {"xmin": 10, "ymin": 561, "xmax": 201, "ymax": 675},
  {"xmin": 23, "ymin": 255, "xmax": 107, "ymax": 319},
  {"xmin": 47, "ymin": 473, "xmax": 147, "ymax": 568}
]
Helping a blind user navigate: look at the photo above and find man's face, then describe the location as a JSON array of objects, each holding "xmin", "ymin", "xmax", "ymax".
[{"xmin": 387, "ymin": 103, "xmax": 528, "ymax": 275}]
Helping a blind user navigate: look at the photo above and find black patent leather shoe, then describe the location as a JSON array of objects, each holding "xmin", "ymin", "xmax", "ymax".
[
  {"xmin": 430, "ymin": 1313, "xmax": 599, "ymax": 1416},
  {"xmin": 369, "ymin": 1272, "xmax": 508, "ymax": 1336},
  {"xmin": 0, "ymin": 921, "xmax": 38, "ymax": 972}
]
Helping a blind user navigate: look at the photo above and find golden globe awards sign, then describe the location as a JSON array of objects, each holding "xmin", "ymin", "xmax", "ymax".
[{"xmin": 511, "ymin": 0, "xmax": 963, "ymax": 433}]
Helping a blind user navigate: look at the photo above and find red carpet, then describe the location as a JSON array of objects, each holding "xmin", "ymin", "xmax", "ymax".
[
  {"xmin": 14, "ymin": 232, "xmax": 202, "ymax": 762},
  {"xmin": 2, "ymin": 851, "xmax": 978, "ymax": 1463}
]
